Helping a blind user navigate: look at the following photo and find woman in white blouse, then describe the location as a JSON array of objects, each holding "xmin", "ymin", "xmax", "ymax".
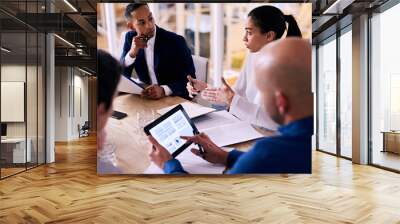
[{"xmin": 187, "ymin": 5, "xmax": 302, "ymax": 130}]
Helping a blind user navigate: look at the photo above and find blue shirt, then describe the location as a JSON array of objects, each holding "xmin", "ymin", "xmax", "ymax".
[{"xmin": 163, "ymin": 116, "xmax": 313, "ymax": 174}]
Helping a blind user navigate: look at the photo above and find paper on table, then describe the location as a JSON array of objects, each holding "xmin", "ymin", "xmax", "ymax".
[
  {"xmin": 202, "ymin": 121, "xmax": 264, "ymax": 147},
  {"xmin": 144, "ymin": 144, "xmax": 233, "ymax": 174},
  {"xmin": 157, "ymin": 102, "xmax": 216, "ymax": 119},
  {"xmin": 117, "ymin": 75, "xmax": 143, "ymax": 94},
  {"xmin": 192, "ymin": 110, "xmax": 240, "ymax": 131}
]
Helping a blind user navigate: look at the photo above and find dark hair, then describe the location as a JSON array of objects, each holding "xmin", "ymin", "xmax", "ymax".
[
  {"xmin": 248, "ymin": 5, "xmax": 302, "ymax": 39},
  {"xmin": 125, "ymin": 3, "xmax": 148, "ymax": 19},
  {"xmin": 97, "ymin": 50, "xmax": 122, "ymax": 110}
]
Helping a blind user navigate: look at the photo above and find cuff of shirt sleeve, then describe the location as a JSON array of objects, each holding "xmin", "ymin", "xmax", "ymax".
[
  {"xmin": 124, "ymin": 53, "xmax": 136, "ymax": 66},
  {"xmin": 163, "ymin": 159, "xmax": 187, "ymax": 174},
  {"xmin": 229, "ymin": 94, "xmax": 240, "ymax": 112},
  {"xmin": 161, "ymin": 85, "xmax": 173, "ymax": 96},
  {"xmin": 227, "ymin": 150, "xmax": 244, "ymax": 168}
]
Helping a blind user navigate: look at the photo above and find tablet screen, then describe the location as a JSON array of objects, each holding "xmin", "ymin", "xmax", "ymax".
[{"xmin": 148, "ymin": 109, "xmax": 194, "ymax": 154}]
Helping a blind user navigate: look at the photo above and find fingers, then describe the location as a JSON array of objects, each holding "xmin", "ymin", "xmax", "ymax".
[
  {"xmin": 148, "ymin": 135, "xmax": 162, "ymax": 148},
  {"xmin": 191, "ymin": 148, "xmax": 202, "ymax": 157},
  {"xmin": 148, "ymin": 145, "xmax": 156, "ymax": 156},
  {"xmin": 180, "ymin": 135, "xmax": 196, "ymax": 143},
  {"xmin": 181, "ymin": 135, "xmax": 202, "ymax": 145},
  {"xmin": 142, "ymin": 88, "xmax": 150, "ymax": 97},
  {"xmin": 201, "ymin": 88, "xmax": 218, "ymax": 102},
  {"xmin": 143, "ymin": 85, "xmax": 151, "ymax": 94},
  {"xmin": 186, "ymin": 77, "xmax": 194, "ymax": 96},
  {"xmin": 144, "ymin": 84, "xmax": 156, "ymax": 91},
  {"xmin": 133, "ymin": 35, "xmax": 147, "ymax": 48},
  {"xmin": 187, "ymin": 75, "xmax": 198, "ymax": 85},
  {"xmin": 186, "ymin": 82, "xmax": 198, "ymax": 97},
  {"xmin": 202, "ymin": 89, "xmax": 218, "ymax": 97},
  {"xmin": 198, "ymin": 132, "xmax": 209, "ymax": 140},
  {"xmin": 142, "ymin": 85, "xmax": 160, "ymax": 99},
  {"xmin": 181, "ymin": 133, "xmax": 209, "ymax": 144},
  {"xmin": 187, "ymin": 76, "xmax": 200, "ymax": 91},
  {"xmin": 191, "ymin": 148, "xmax": 208, "ymax": 161}
]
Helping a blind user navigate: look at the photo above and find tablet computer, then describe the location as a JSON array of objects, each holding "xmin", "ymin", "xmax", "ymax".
[{"xmin": 144, "ymin": 104, "xmax": 199, "ymax": 158}]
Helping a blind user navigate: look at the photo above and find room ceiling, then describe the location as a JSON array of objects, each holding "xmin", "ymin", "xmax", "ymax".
[{"xmin": 0, "ymin": 0, "xmax": 96, "ymax": 73}]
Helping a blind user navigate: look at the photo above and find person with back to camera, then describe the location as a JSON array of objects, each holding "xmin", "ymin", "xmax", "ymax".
[
  {"xmin": 149, "ymin": 38, "xmax": 313, "ymax": 174},
  {"xmin": 97, "ymin": 50, "xmax": 122, "ymax": 174}
]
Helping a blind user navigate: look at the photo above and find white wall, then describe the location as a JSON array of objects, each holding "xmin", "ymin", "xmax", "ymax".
[
  {"xmin": 1, "ymin": 64, "xmax": 46, "ymax": 164},
  {"xmin": 54, "ymin": 67, "xmax": 89, "ymax": 141},
  {"xmin": 1, "ymin": 65, "xmax": 33, "ymax": 138},
  {"xmin": 55, "ymin": 66, "xmax": 69, "ymax": 141}
]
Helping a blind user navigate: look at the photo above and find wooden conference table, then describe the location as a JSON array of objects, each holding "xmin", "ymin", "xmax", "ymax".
[{"xmin": 104, "ymin": 94, "xmax": 274, "ymax": 174}]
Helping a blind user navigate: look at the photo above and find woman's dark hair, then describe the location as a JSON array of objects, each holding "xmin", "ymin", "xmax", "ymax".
[
  {"xmin": 248, "ymin": 5, "xmax": 302, "ymax": 39},
  {"xmin": 97, "ymin": 50, "xmax": 122, "ymax": 110}
]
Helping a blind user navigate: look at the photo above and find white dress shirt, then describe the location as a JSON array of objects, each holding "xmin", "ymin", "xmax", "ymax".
[
  {"xmin": 124, "ymin": 27, "xmax": 172, "ymax": 96},
  {"xmin": 229, "ymin": 53, "xmax": 278, "ymax": 131}
]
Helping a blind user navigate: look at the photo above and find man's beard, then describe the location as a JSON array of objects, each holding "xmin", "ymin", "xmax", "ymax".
[{"xmin": 270, "ymin": 107, "xmax": 284, "ymax": 126}]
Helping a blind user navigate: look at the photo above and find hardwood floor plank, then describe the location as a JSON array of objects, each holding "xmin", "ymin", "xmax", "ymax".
[{"xmin": 0, "ymin": 134, "xmax": 399, "ymax": 223}]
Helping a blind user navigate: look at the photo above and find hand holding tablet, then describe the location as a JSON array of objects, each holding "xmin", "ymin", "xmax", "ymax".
[{"xmin": 144, "ymin": 104, "xmax": 202, "ymax": 158}]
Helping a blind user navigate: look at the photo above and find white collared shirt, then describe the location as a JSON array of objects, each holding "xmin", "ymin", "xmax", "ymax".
[
  {"xmin": 229, "ymin": 53, "xmax": 279, "ymax": 131},
  {"xmin": 124, "ymin": 27, "xmax": 172, "ymax": 96}
]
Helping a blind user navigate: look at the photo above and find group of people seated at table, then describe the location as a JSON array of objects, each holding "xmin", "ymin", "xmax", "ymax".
[{"xmin": 97, "ymin": 3, "xmax": 313, "ymax": 174}]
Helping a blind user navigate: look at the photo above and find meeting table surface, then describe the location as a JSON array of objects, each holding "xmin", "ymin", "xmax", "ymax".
[{"xmin": 104, "ymin": 93, "xmax": 274, "ymax": 174}]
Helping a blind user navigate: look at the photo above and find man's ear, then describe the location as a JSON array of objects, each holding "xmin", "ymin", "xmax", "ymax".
[
  {"xmin": 275, "ymin": 91, "xmax": 288, "ymax": 115},
  {"xmin": 127, "ymin": 21, "xmax": 134, "ymax": 31}
]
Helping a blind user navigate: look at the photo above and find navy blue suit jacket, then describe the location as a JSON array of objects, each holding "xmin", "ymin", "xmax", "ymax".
[{"xmin": 121, "ymin": 26, "xmax": 196, "ymax": 99}]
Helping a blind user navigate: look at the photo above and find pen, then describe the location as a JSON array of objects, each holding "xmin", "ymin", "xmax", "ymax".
[
  {"xmin": 193, "ymin": 131, "xmax": 205, "ymax": 155},
  {"xmin": 198, "ymin": 143, "xmax": 205, "ymax": 155}
]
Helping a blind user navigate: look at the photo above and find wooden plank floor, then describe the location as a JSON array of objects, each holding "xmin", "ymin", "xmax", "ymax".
[{"xmin": 1, "ymin": 134, "xmax": 400, "ymax": 223}]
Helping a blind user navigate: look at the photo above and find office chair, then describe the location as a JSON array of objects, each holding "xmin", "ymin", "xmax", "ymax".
[{"xmin": 78, "ymin": 121, "xmax": 90, "ymax": 138}]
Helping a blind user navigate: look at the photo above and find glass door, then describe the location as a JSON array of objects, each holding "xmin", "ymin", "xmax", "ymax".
[
  {"xmin": 339, "ymin": 26, "xmax": 352, "ymax": 159},
  {"xmin": 317, "ymin": 35, "xmax": 337, "ymax": 155},
  {"xmin": 370, "ymin": 2, "xmax": 400, "ymax": 171}
]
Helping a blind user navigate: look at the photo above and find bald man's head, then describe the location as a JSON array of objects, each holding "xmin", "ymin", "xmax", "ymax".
[{"xmin": 255, "ymin": 38, "xmax": 313, "ymax": 125}]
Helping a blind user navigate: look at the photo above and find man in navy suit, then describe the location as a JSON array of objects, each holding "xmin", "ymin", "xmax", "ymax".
[{"xmin": 121, "ymin": 3, "xmax": 196, "ymax": 100}]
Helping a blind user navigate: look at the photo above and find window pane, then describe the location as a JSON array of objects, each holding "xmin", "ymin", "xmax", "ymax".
[
  {"xmin": 371, "ymin": 3, "xmax": 400, "ymax": 171},
  {"xmin": 38, "ymin": 32, "xmax": 46, "ymax": 165},
  {"xmin": 1, "ymin": 32, "xmax": 27, "ymax": 177},
  {"xmin": 339, "ymin": 29, "xmax": 352, "ymax": 158},
  {"xmin": 317, "ymin": 37, "xmax": 337, "ymax": 154},
  {"xmin": 27, "ymin": 31, "xmax": 38, "ymax": 169}
]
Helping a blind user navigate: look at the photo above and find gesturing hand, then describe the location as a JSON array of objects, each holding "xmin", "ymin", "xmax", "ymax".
[
  {"xmin": 201, "ymin": 77, "xmax": 234, "ymax": 106},
  {"xmin": 186, "ymin": 75, "xmax": 208, "ymax": 98}
]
